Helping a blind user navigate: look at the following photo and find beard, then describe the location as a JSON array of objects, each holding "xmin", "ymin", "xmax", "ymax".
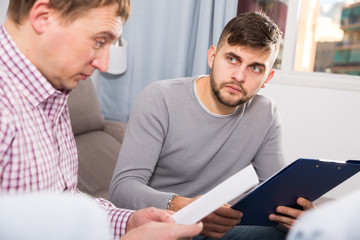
[{"xmin": 209, "ymin": 70, "xmax": 251, "ymax": 108}]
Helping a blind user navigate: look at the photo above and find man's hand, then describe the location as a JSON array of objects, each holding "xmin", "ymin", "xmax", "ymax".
[
  {"xmin": 269, "ymin": 197, "xmax": 315, "ymax": 229},
  {"xmin": 200, "ymin": 204, "xmax": 242, "ymax": 239},
  {"xmin": 125, "ymin": 207, "xmax": 203, "ymax": 239},
  {"xmin": 170, "ymin": 196, "xmax": 242, "ymax": 239},
  {"xmin": 122, "ymin": 221, "xmax": 203, "ymax": 240},
  {"xmin": 126, "ymin": 207, "xmax": 174, "ymax": 232}
]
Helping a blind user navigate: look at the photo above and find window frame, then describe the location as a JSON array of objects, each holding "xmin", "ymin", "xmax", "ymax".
[{"xmin": 278, "ymin": 0, "xmax": 360, "ymax": 91}]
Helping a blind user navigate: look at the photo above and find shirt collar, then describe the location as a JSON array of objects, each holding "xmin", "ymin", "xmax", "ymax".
[{"xmin": 0, "ymin": 25, "xmax": 67, "ymax": 107}]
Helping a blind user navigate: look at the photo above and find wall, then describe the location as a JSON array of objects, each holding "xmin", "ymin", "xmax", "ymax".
[
  {"xmin": 0, "ymin": 0, "xmax": 9, "ymax": 24},
  {"xmin": 261, "ymin": 76, "xmax": 360, "ymax": 199}
]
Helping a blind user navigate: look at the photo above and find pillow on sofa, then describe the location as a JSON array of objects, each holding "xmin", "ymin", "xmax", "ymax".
[{"xmin": 68, "ymin": 79, "xmax": 104, "ymax": 136}]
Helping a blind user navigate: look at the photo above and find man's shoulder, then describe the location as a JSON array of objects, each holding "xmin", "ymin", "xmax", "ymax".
[
  {"xmin": 140, "ymin": 76, "xmax": 195, "ymax": 99},
  {"xmin": 250, "ymin": 94, "xmax": 277, "ymax": 108},
  {"xmin": 247, "ymin": 94, "xmax": 279, "ymax": 116},
  {"xmin": 147, "ymin": 76, "xmax": 194, "ymax": 90}
]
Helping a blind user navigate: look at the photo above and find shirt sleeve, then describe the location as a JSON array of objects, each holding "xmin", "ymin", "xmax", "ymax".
[
  {"xmin": 0, "ymin": 95, "xmax": 15, "ymax": 174},
  {"xmin": 73, "ymin": 188, "xmax": 133, "ymax": 239},
  {"xmin": 109, "ymin": 83, "xmax": 176, "ymax": 210},
  {"xmin": 94, "ymin": 197, "xmax": 134, "ymax": 239}
]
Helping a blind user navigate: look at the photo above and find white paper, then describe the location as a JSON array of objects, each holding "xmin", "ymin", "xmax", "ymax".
[{"xmin": 171, "ymin": 165, "xmax": 259, "ymax": 224}]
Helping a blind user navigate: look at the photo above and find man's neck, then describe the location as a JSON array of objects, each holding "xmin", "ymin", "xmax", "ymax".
[
  {"xmin": 196, "ymin": 76, "xmax": 238, "ymax": 115},
  {"xmin": 4, "ymin": 18, "xmax": 40, "ymax": 69}
]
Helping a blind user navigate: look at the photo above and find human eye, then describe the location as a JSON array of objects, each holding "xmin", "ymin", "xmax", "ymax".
[
  {"xmin": 251, "ymin": 65, "xmax": 262, "ymax": 73},
  {"xmin": 227, "ymin": 56, "xmax": 237, "ymax": 64},
  {"xmin": 94, "ymin": 38, "xmax": 106, "ymax": 49}
]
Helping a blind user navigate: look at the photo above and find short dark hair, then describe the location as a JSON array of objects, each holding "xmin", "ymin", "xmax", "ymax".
[
  {"xmin": 8, "ymin": 0, "xmax": 131, "ymax": 25},
  {"xmin": 218, "ymin": 11, "xmax": 282, "ymax": 54}
]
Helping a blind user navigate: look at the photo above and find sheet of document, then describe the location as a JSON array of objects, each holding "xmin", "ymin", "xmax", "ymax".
[{"xmin": 171, "ymin": 164, "xmax": 259, "ymax": 224}]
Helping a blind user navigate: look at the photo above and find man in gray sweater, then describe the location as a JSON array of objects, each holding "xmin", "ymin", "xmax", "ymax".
[{"xmin": 109, "ymin": 12, "xmax": 314, "ymax": 240}]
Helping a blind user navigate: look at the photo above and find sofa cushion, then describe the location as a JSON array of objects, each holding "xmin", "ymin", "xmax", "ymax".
[
  {"xmin": 75, "ymin": 131, "xmax": 121, "ymax": 199},
  {"xmin": 68, "ymin": 80, "xmax": 104, "ymax": 136},
  {"xmin": 103, "ymin": 120, "xmax": 127, "ymax": 144}
]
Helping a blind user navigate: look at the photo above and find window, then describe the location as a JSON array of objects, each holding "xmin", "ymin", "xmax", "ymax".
[
  {"xmin": 296, "ymin": 0, "xmax": 360, "ymax": 76},
  {"xmin": 237, "ymin": 0, "xmax": 288, "ymax": 70},
  {"xmin": 238, "ymin": 0, "xmax": 360, "ymax": 91}
]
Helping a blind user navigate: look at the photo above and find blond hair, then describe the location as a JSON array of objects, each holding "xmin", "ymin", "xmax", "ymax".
[{"xmin": 8, "ymin": 0, "xmax": 131, "ymax": 25}]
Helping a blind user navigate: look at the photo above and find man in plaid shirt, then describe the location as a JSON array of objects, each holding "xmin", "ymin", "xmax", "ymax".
[{"xmin": 0, "ymin": 0, "xmax": 203, "ymax": 239}]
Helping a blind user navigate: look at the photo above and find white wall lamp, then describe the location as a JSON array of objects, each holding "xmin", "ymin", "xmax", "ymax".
[{"xmin": 107, "ymin": 37, "xmax": 128, "ymax": 75}]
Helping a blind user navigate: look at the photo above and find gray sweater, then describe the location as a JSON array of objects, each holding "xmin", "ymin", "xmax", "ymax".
[{"xmin": 109, "ymin": 76, "xmax": 285, "ymax": 210}]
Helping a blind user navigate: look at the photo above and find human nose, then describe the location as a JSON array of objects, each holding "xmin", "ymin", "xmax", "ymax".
[
  {"xmin": 91, "ymin": 49, "xmax": 110, "ymax": 72},
  {"xmin": 231, "ymin": 66, "xmax": 247, "ymax": 83}
]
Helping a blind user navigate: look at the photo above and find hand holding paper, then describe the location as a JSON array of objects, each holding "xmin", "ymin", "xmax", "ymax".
[
  {"xmin": 199, "ymin": 204, "xmax": 242, "ymax": 239},
  {"xmin": 171, "ymin": 165, "xmax": 259, "ymax": 224},
  {"xmin": 170, "ymin": 196, "xmax": 243, "ymax": 238},
  {"xmin": 171, "ymin": 165, "xmax": 258, "ymax": 238}
]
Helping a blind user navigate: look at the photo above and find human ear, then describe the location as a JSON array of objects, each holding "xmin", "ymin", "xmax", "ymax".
[
  {"xmin": 207, "ymin": 45, "xmax": 217, "ymax": 69},
  {"xmin": 29, "ymin": 0, "xmax": 52, "ymax": 34},
  {"xmin": 261, "ymin": 69, "xmax": 275, "ymax": 88}
]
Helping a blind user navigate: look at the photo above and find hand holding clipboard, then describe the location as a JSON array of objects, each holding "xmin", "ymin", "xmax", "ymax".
[{"xmin": 172, "ymin": 158, "xmax": 360, "ymax": 227}]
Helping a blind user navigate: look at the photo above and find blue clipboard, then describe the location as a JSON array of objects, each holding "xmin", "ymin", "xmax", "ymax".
[{"xmin": 231, "ymin": 158, "xmax": 360, "ymax": 226}]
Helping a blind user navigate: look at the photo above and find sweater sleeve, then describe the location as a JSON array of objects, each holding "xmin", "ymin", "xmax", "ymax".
[
  {"xmin": 109, "ymin": 83, "xmax": 177, "ymax": 210},
  {"xmin": 251, "ymin": 100, "xmax": 286, "ymax": 182}
]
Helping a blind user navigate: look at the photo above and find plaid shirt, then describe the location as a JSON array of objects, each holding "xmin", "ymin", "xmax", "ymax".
[{"xmin": 0, "ymin": 25, "xmax": 132, "ymax": 239}]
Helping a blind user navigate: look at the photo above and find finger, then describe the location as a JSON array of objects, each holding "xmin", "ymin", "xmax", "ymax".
[
  {"xmin": 161, "ymin": 210, "xmax": 176, "ymax": 223},
  {"xmin": 297, "ymin": 197, "xmax": 315, "ymax": 210},
  {"xmin": 275, "ymin": 206, "xmax": 303, "ymax": 219},
  {"xmin": 173, "ymin": 222, "xmax": 203, "ymax": 238},
  {"xmin": 147, "ymin": 207, "xmax": 174, "ymax": 223},
  {"xmin": 201, "ymin": 226, "xmax": 228, "ymax": 239},
  {"xmin": 201, "ymin": 221, "xmax": 234, "ymax": 234},
  {"xmin": 282, "ymin": 222, "xmax": 292, "ymax": 229},
  {"xmin": 268, "ymin": 213, "xmax": 296, "ymax": 228},
  {"xmin": 203, "ymin": 212, "xmax": 241, "ymax": 227},
  {"xmin": 213, "ymin": 206, "xmax": 243, "ymax": 219},
  {"xmin": 165, "ymin": 210, "xmax": 176, "ymax": 215},
  {"xmin": 279, "ymin": 222, "xmax": 292, "ymax": 230}
]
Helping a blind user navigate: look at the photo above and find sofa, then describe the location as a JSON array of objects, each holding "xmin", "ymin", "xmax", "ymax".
[{"xmin": 67, "ymin": 79, "xmax": 127, "ymax": 199}]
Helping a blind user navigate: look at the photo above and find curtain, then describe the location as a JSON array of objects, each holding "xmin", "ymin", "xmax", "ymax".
[{"xmin": 95, "ymin": 0, "xmax": 238, "ymax": 121}]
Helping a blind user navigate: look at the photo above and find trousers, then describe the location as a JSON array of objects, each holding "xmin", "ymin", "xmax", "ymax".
[{"xmin": 193, "ymin": 225, "xmax": 287, "ymax": 240}]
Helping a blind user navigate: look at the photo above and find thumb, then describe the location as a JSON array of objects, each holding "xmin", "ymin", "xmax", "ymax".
[
  {"xmin": 297, "ymin": 197, "xmax": 315, "ymax": 210},
  {"xmin": 155, "ymin": 209, "xmax": 175, "ymax": 223},
  {"xmin": 173, "ymin": 222, "xmax": 203, "ymax": 238}
]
